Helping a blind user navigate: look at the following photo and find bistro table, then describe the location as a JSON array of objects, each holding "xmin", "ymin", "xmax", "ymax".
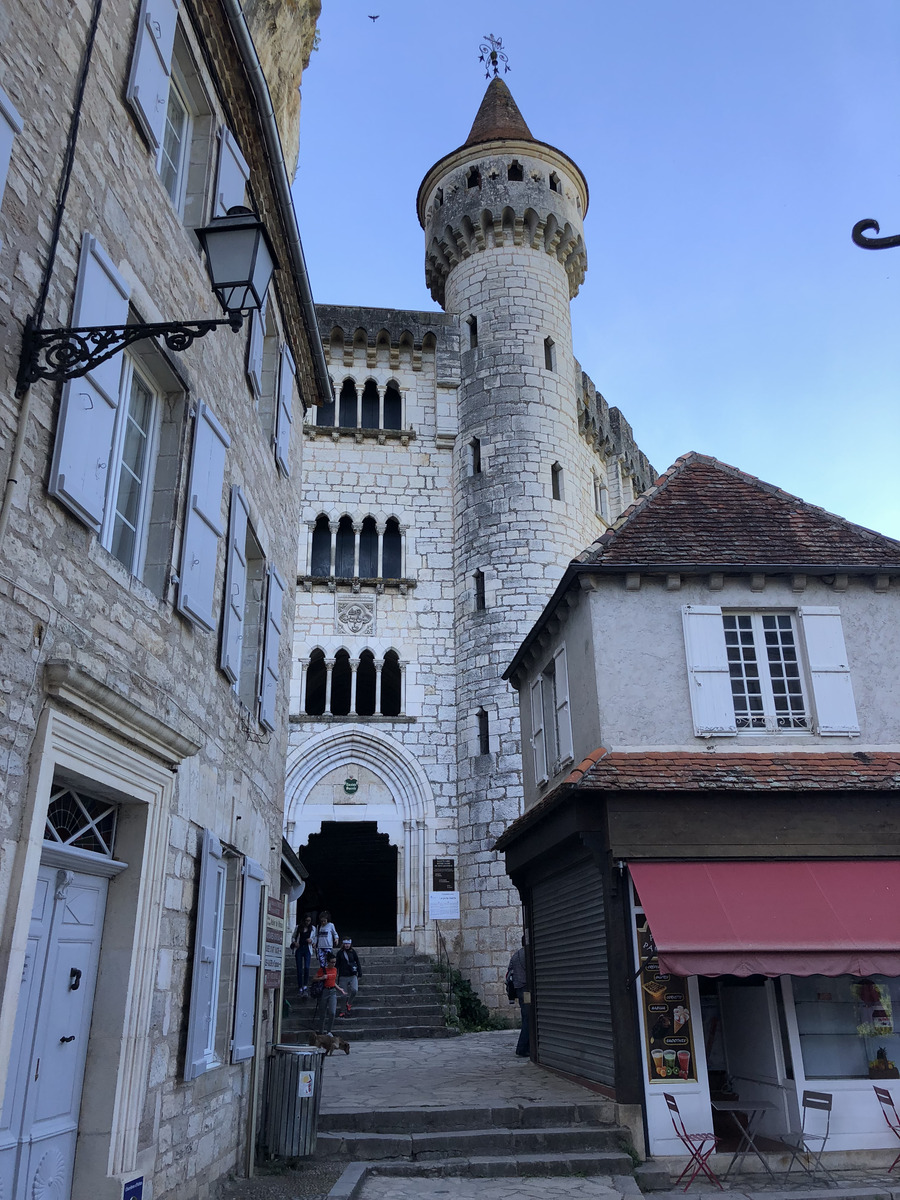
[{"xmin": 711, "ymin": 1098, "xmax": 778, "ymax": 1180}]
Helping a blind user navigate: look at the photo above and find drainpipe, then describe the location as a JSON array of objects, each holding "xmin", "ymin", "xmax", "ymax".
[{"xmin": 219, "ymin": 0, "xmax": 332, "ymax": 409}]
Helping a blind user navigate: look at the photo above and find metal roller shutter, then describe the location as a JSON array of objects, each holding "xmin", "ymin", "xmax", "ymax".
[{"xmin": 532, "ymin": 855, "xmax": 614, "ymax": 1085}]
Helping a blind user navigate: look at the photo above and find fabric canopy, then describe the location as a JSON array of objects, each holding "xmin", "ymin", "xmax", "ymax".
[{"xmin": 630, "ymin": 860, "xmax": 900, "ymax": 978}]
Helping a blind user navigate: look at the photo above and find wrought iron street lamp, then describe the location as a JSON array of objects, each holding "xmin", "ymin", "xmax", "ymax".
[{"xmin": 16, "ymin": 206, "xmax": 277, "ymax": 397}]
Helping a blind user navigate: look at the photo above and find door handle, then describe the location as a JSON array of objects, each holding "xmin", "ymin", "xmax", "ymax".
[
  {"xmin": 69, "ymin": 968, "xmax": 82, "ymax": 991},
  {"xmin": 59, "ymin": 1035, "xmax": 75, "ymax": 1044}
]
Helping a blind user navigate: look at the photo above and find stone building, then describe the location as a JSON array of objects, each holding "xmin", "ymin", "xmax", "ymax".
[
  {"xmin": 0, "ymin": 0, "xmax": 324, "ymax": 1196},
  {"xmin": 285, "ymin": 78, "xmax": 653, "ymax": 1005}
]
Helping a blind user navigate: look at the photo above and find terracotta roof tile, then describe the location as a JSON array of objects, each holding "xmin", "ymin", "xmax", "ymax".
[
  {"xmin": 494, "ymin": 750, "xmax": 900, "ymax": 849},
  {"xmin": 577, "ymin": 453, "xmax": 900, "ymax": 569},
  {"xmin": 465, "ymin": 78, "xmax": 534, "ymax": 146}
]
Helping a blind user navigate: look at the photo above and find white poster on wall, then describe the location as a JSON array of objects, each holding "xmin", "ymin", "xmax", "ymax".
[{"xmin": 429, "ymin": 890, "xmax": 460, "ymax": 920}]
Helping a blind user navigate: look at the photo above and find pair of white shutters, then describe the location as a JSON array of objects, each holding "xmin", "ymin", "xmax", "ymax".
[
  {"xmin": 126, "ymin": 0, "xmax": 249, "ymax": 209},
  {"xmin": 246, "ymin": 306, "xmax": 296, "ymax": 477},
  {"xmin": 184, "ymin": 830, "xmax": 264, "ymax": 1079},
  {"xmin": 681, "ymin": 604, "xmax": 860, "ymax": 737},
  {"xmin": 530, "ymin": 645, "xmax": 573, "ymax": 784},
  {"xmin": 220, "ymin": 486, "xmax": 286, "ymax": 730}
]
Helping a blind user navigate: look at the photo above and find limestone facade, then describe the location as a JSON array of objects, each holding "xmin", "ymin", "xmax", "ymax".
[
  {"xmin": 0, "ymin": 0, "xmax": 323, "ymax": 1197},
  {"xmin": 286, "ymin": 81, "xmax": 654, "ymax": 1008}
]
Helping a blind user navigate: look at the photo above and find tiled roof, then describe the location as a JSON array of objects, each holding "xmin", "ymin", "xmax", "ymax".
[
  {"xmin": 465, "ymin": 78, "xmax": 534, "ymax": 146},
  {"xmin": 494, "ymin": 750, "xmax": 900, "ymax": 849},
  {"xmin": 578, "ymin": 453, "xmax": 900, "ymax": 568}
]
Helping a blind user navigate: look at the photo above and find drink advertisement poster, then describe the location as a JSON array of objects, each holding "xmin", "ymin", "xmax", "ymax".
[{"xmin": 636, "ymin": 914, "xmax": 697, "ymax": 1083}]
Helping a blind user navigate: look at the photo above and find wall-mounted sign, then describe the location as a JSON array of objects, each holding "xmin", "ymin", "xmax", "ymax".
[
  {"xmin": 432, "ymin": 858, "xmax": 455, "ymax": 891},
  {"xmin": 636, "ymin": 913, "xmax": 697, "ymax": 1083},
  {"xmin": 343, "ymin": 777, "xmax": 359, "ymax": 795},
  {"xmin": 429, "ymin": 890, "xmax": 460, "ymax": 920},
  {"xmin": 123, "ymin": 1179, "xmax": 143, "ymax": 1200},
  {"xmin": 265, "ymin": 896, "xmax": 285, "ymax": 989}
]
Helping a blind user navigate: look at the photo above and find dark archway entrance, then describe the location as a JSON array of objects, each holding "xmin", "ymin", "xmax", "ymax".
[{"xmin": 299, "ymin": 821, "xmax": 398, "ymax": 946}]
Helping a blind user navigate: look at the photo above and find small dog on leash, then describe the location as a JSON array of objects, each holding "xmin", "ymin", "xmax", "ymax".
[{"xmin": 306, "ymin": 1030, "xmax": 350, "ymax": 1055}]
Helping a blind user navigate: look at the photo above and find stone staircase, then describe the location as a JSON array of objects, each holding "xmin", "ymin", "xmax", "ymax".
[
  {"xmin": 281, "ymin": 945, "xmax": 458, "ymax": 1042},
  {"xmin": 315, "ymin": 1100, "xmax": 636, "ymax": 1182}
]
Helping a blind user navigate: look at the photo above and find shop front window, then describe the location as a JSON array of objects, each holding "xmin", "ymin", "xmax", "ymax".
[{"xmin": 793, "ymin": 974, "xmax": 900, "ymax": 1080}]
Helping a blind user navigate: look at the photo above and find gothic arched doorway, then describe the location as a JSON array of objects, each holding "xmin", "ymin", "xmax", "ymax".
[{"xmin": 300, "ymin": 821, "xmax": 398, "ymax": 946}]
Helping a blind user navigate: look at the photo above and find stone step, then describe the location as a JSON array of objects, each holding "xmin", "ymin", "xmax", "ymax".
[
  {"xmin": 353, "ymin": 1151, "xmax": 636, "ymax": 1179},
  {"xmin": 280, "ymin": 1024, "xmax": 460, "ymax": 1043},
  {"xmin": 316, "ymin": 1125, "xmax": 630, "ymax": 1161},
  {"xmin": 319, "ymin": 1103, "xmax": 617, "ymax": 1134}
]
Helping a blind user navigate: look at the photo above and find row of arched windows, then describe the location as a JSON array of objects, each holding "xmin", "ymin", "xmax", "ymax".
[
  {"xmin": 304, "ymin": 648, "xmax": 403, "ymax": 717},
  {"xmin": 310, "ymin": 514, "xmax": 403, "ymax": 580},
  {"xmin": 316, "ymin": 379, "xmax": 403, "ymax": 430}
]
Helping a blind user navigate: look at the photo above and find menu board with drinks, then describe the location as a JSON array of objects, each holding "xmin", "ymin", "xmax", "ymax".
[{"xmin": 636, "ymin": 913, "xmax": 697, "ymax": 1083}]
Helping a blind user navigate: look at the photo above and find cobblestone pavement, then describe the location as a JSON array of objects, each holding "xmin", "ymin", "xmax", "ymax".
[
  {"xmin": 319, "ymin": 1028, "xmax": 597, "ymax": 1112},
  {"xmin": 357, "ymin": 1175, "xmax": 629, "ymax": 1200}
]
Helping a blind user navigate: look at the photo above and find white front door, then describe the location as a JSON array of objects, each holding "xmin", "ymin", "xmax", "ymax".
[{"xmin": 0, "ymin": 863, "xmax": 109, "ymax": 1199}]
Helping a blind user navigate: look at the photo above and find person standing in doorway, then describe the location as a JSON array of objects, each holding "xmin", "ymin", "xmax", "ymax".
[
  {"xmin": 315, "ymin": 909, "xmax": 339, "ymax": 967},
  {"xmin": 314, "ymin": 951, "xmax": 344, "ymax": 1034},
  {"xmin": 336, "ymin": 937, "xmax": 362, "ymax": 1017},
  {"xmin": 508, "ymin": 938, "xmax": 530, "ymax": 1057},
  {"xmin": 290, "ymin": 913, "xmax": 315, "ymax": 996}
]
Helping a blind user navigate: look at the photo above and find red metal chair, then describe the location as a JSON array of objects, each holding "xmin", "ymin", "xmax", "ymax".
[
  {"xmin": 664, "ymin": 1092, "xmax": 723, "ymax": 1191},
  {"xmin": 873, "ymin": 1086, "xmax": 900, "ymax": 1171}
]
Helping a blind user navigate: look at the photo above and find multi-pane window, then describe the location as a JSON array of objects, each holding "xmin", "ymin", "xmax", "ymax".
[
  {"xmin": 723, "ymin": 612, "xmax": 808, "ymax": 731},
  {"xmin": 304, "ymin": 648, "xmax": 403, "ymax": 716},
  {"xmin": 316, "ymin": 378, "xmax": 402, "ymax": 430},
  {"xmin": 308, "ymin": 514, "xmax": 403, "ymax": 580},
  {"xmin": 105, "ymin": 364, "xmax": 158, "ymax": 574},
  {"xmin": 159, "ymin": 77, "xmax": 191, "ymax": 208},
  {"xmin": 530, "ymin": 646, "xmax": 573, "ymax": 784}
]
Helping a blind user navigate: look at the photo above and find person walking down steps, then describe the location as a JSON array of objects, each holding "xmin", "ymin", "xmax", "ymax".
[
  {"xmin": 336, "ymin": 937, "xmax": 362, "ymax": 1018},
  {"xmin": 315, "ymin": 909, "xmax": 339, "ymax": 967},
  {"xmin": 314, "ymin": 952, "xmax": 345, "ymax": 1034},
  {"xmin": 290, "ymin": 913, "xmax": 315, "ymax": 996}
]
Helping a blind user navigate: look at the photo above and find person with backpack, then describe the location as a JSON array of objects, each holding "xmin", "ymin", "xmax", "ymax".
[
  {"xmin": 507, "ymin": 937, "xmax": 530, "ymax": 1058},
  {"xmin": 315, "ymin": 910, "xmax": 339, "ymax": 966}
]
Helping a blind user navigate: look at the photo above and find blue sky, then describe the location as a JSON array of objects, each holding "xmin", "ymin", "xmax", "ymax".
[{"xmin": 293, "ymin": 0, "xmax": 900, "ymax": 539}]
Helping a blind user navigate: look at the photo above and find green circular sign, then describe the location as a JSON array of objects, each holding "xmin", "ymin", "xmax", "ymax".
[{"xmin": 343, "ymin": 777, "xmax": 359, "ymax": 795}]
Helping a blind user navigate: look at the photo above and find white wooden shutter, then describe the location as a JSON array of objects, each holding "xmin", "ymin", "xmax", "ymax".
[
  {"xmin": 231, "ymin": 857, "xmax": 264, "ymax": 1063},
  {"xmin": 0, "ymin": 85, "xmax": 23, "ymax": 249},
  {"xmin": 531, "ymin": 676, "xmax": 547, "ymax": 784},
  {"xmin": 126, "ymin": 0, "xmax": 180, "ymax": 151},
  {"xmin": 258, "ymin": 566, "xmax": 285, "ymax": 730},
  {"xmin": 681, "ymin": 605, "xmax": 738, "ymax": 737},
  {"xmin": 274, "ymin": 344, "xmax": 295, "ymax": 476},
  {"xmin": 798, "ymin": 607, "xmax": 860, "ymax": 736},
  {"xmin": 245, "ymin": 298, "xmax": 266, "ymax": 399},
  {"xmin": 220, "ymin": 486, "xmax": 249, "ymax": 683},
  {"xmin": 553, "ymin": 645, "xmax": 574, "ymax": 763},
  {"xmin": 214, "ymin": 126, "xmax": 250, "ymax": 216},
  {"xmin": 177, "ymin": 402, "xmax": 230, "ymax": 630},
  {"xmin": 49, "ymin": 234, "xmax": 130, "ymax": 530},
  {"xmin": 185, "ymin": 828, "xmax": 225, "ymax": 1080}
]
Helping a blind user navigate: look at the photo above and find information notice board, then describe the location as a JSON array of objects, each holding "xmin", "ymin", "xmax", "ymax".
[{"xmin": 636, "ymin": 913, "xmax": 697, "ymax": 1083}]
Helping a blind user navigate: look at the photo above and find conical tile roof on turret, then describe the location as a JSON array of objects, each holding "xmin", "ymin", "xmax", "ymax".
[
  {"xmin": 578, "ymin": 452, "xmax": 900, "ymax": 569},
  {"xmin": 464, "ymin": 77, "xmax": 535, "ymax": 147}
]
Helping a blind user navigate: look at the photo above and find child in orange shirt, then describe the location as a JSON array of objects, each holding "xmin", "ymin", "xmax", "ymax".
[{"xmin": 314, "ymin": 952, "xmax": 345, "ymax": 1033}]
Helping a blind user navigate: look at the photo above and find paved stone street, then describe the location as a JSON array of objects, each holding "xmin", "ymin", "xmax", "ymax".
[{"xmin": 357, "ymin": 1176, "xmax": 630, "ymax": 1199}]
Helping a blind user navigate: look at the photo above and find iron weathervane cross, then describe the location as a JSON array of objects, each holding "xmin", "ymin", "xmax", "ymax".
[{"xmin": 479, "ymin": 34, "xmax": 510, "ymax": 79}]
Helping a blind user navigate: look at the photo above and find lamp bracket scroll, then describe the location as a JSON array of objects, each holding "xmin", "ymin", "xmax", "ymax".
[
  {"xmin": 851, "ymin": 218, "xmax": 900, "ymax": 251},
  {"xmin": 17, "ymin": 312, "xmax": 243, "ymax": 396}
]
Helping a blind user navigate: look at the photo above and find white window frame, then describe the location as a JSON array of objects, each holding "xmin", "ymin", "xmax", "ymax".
[
  {"xmin": 158, "ymin": 67, "xmax": 192, "ymax": 213},
  {"xmin": 723, "ymin": 610, "xmax": 810, "ymax": 733},
  {"xmin": 100, "ymin": 356, "xmax": 162, "ymax": 578}
]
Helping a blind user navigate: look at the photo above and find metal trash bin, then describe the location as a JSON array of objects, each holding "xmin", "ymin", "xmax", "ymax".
[{"xmin": 264, "ymin": 1045, "xmax": 326, "ymax": 1157}]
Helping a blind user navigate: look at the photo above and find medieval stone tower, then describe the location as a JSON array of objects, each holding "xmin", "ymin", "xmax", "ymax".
[{"xmin": 286, "ymin": 78, "xmax": 653, "ymax": 1007}]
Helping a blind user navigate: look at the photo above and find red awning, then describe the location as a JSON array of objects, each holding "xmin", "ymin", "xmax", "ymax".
[{"xmin": 630, "ymin": 860, "xmax": 900, "ymax": 978}]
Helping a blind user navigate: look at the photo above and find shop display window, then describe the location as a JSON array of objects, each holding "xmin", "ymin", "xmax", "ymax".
[{"xmin": 793, "ymin": 975, "xmax": 900, "ymax": 1080}]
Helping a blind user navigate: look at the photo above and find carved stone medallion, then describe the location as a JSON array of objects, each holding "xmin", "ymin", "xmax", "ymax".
[{"xmin": 336, "ymin": 595, "xmax": 375, "ymax": 637}]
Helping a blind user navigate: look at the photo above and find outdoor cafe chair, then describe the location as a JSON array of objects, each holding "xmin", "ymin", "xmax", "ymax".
[
  {"xmin": 664, "ymin": 1092, "xmax": 723, "ymax": 1191},
  {"xmin": 873, "ymin": 1086, "xmax": 900, "ymax": 1172},
  {"xmin": 777, "ymin": 1090, "xmax": 837, "ymax": 1185}
]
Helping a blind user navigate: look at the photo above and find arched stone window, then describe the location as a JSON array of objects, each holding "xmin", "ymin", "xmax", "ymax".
[
  {"xmin": 383, "ymin": 383, "xmax": 402, "ymax": 430},
  {"xmin": 381, "ymin": 650, "xmax": 402, "ymax": 716},
  {"xmin": 305, "ymin": 649, "xmax": 326, "ymax": 714},
  {"xmin": 335, "ymin": 516, "xmax": 355, "ymax": 578},
  {"xmin": 382, "ymin": 518, "xmax": 402, "ymax": 579},
  {"xmin": 311, "ymin": 514, "xmax": 331, "ymax": 576},
  {"xmin": 507, "ymin": 160, "xmax": 523, "ymax": 181},
  {"xmin": 338, "ymin": 379, "xmax": 358, "ymax": 428},
  {"xmin": 549, "ymin": 171, "xmax": 561, "ymax": 194},
  {"xmin": 467, "ymin": 165, "xmax": 481, "ymax": 189},
  {"xmin": 356, "ymin": 649, "xmax": 377, "ymax": 716},
  {"xmin": 358, "ymin": 516, "xmax": 378, "ymax": 578},
  {"xmin": 361, "ymin": 379, "xmax": 379, "ymax": 429},
  {"xmin": 331, "ymin": 649, "xmax": 352, "ymax": 715}
]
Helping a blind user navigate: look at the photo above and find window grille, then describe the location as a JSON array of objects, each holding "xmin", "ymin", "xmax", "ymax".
[
  {"xmin": 45, "ymin": 786, "xmax": 117, "ymax": 857},
  {"xmin": 724, "ymin": 612, "xmax": 808, "ymax": 730}
]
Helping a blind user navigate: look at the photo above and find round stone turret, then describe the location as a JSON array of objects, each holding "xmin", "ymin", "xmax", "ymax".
[{"xmin": 417, "ymin": 78, "xmax": 588, "ymax": 308}]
